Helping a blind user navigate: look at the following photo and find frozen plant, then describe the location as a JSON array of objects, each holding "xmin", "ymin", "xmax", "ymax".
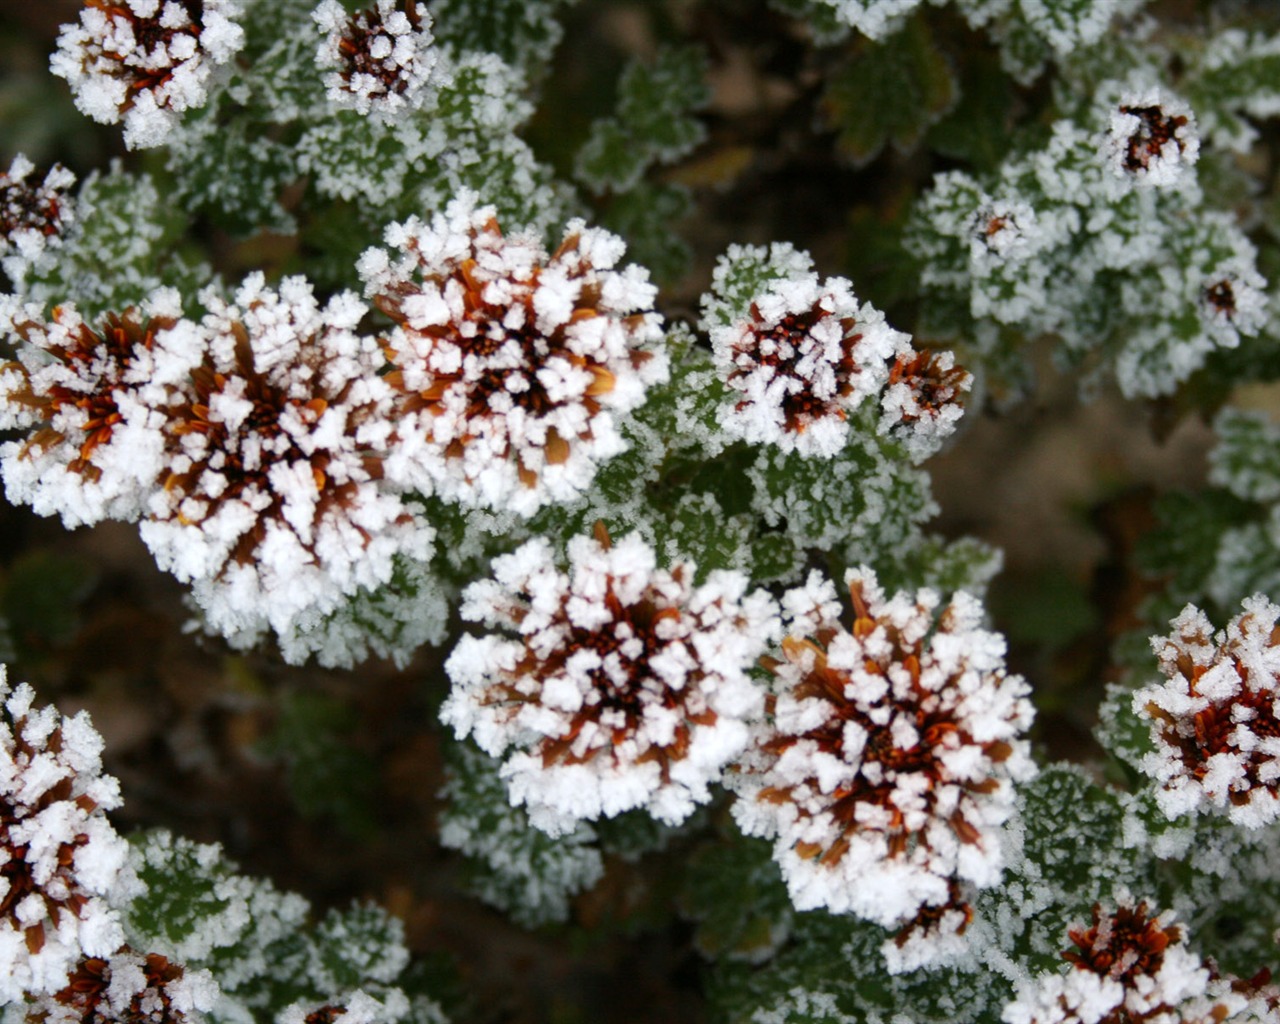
[
  {"xmin": 442, "ymin": 527, "xmax": 780, "ymax": 836},
  {"xmin": 731, "ymin": 567, "xmax": 1035, "ymax": 956},
  {"xmin": 0, "ymin": 155, "xmax": 75, "ymax": 289}
]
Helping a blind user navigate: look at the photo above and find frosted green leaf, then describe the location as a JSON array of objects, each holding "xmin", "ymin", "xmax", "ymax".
[
  {"xmin": 1209, "ymin": 409, "xmax": 1280, "ymax": 503},
  {"xmin": 679, "ymin": 833, "xmax": 793, "ymax": 964},
  {"xmin": 437, "ymin": 739, "xmax": 604, "ymax": 928},
  {"xmin": 428, "ymin": 0, "xmax": 578, "ymax": 78},
  {"xmin": 1184, "ymin": 30, "xmax": 1280, "ymax": 152},
  {"xmin": 596, "ymin": 182, "xmax": 694, "ymax": 286}
]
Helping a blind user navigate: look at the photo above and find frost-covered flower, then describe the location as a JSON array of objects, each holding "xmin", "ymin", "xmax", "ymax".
[
  {"xmin": 877, "ymin": 343, "xmax": 970, "ymax": 461},
  {"xmin": 880, "ymin": 880, "xmax": 974, "ymax": 975},
  {"xmin": 1001, "ymin": 900, "xmax": 1261, "ymax": 1024},
  {"xmin": 359, "ymin": 194, "xmax": 668, "ymax": 515},
  {"xmin": 1200, "ymin": 264, "xmax": 1268, "ymax": 340},
  {"xmin": 277, "ymin": 989, "xmax": 410, "ymax": 1024},
  {"xmin": 708, "ymin": 276, "xmax": 902, "ymax": 458},
  {"xmin": 0, "ymin": 155, "xmax": 75, "ymax": 284},
  {"xmin": 731, "ymin": 568, "xmax": 1034, "ymax": 930},
  {"xmin": 0, "ymin": 290, "xmax": 187, "ymax": 528},
  {"xmin": 313, "ymin": 0, "xmax": 440, "ymax": 119},
  {"xmin": 139, "ymin": 273, "xmax": 433, "ymax": 650},
  {"xmin": 1105, "ymin": 87, "xmax": 1200, "ymax": 188},
  {"xmin": 50, "ymin": 0, "xmax": 246, "ymax": 149},
  {"xmin": 1134, "ymin": 595, "xmax": 1280, "ymax": 829},
  {"xmin": 31, "ymin": 947, "xmax": 218, "ymax": 1024},
  {"xmin": 441, "ymin": 528, "xmax": 780, "ymax": 837},
  {"xmin": 0, "ymin": 667, "xmax": 132, "ymax": 1001}
]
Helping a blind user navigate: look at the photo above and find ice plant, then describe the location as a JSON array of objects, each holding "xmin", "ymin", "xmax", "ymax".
[
  {"xmin": 1002, "ymin": 900, "xmax": 1261, "ymax": 1024},
  {"xmin": 706, "ymin": 275, "xmax": 902, "ymax": 458},
  {"xmin": 312, "ymin": 0, "xmax": 440, "ymax": 119},
  {"xmin": 30, "ymin": 947, "xmax": 218, "ymax": 1024},
  {"xmin": 1133, "ymin": 595, "xmax": 1280, "ymax": 829},
  {"xmin": 359, "ymin": 193, "xmax": 668, "ymax": 516},
  {"xmin": 49, "ymin": 0, "xmax": 246, "ymax": 150},
  {"xmin": 0, "ymin": 155, "xmax": 75, "ymax": 285},
  {"xmin": 441, "ymin": 527, "xmax": 780, "ymax": 837},
  {"xmin": 731, "ymin": 568, "xmax": 1035, "ymax": 939},
  {"xmin": 138, "ymin": 274, "xmax": 433, "ymax": 651},
  {"xmin": 0, "ymin": 667, "xmax": 131, "ymax": 1001},
  {"xmin": 0, "ymin": 290, "xmax": 186, "ymax": 528}
]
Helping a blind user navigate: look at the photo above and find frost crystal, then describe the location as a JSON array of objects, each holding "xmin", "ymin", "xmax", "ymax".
[
  {"xmin": 139, "ymin": 273, "xmax": 434, "ymax": 651},
  {"xmin": 707, "ymin": 276, "xmax": 902, "ymax": 458},
  {"xmin": 361, "ymin": 193, "xmax": 668, "ymax": 515},
  {"xmin": 0, "ymin": 155, "xmax": 75, "ymax": 285},
  {"xmin": 731, "ymin": 567, "xmax": 1034, "ymax": 937},
  {"xmin": 30, "ymin": 947, "xmax": 219, "ymax": 1024},
  {"xmin": 1134, "ymin": 595, "xmax": 1280, "ymax": 829},
  {"xmin": 50, "ymin": 0, "xmax": 246, "ymax": 150},
  {"xmin": 878, "ymin": 344, "xmax": 971, "ymax": 462},
  {"xmin": 277, "ymin": 990, "xmax": 411, "ymax": 1024},
  {"xmin": 1105, "ymin": 87, "xmax": 1200, "ymax": 188},
  {"xmin": 0, "ymin": 290, "xmax": 186, "ymax": 528},
  {"xmin": 1001, "ymin": 900, "xmax": 1262, "ymax": 1024},
  {"xmin": 312, "ymin": 0, "xmax": 440, "ymax": 119},
  {"xmin": 0, "ymin": 666, "xmax": 131, "ymax": 1001},
  {"xmin": 441, "ymin": 528, "xmax": 780, "ymax": 836}
]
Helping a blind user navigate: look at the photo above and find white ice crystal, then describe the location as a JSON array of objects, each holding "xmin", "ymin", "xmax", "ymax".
[
  {"xmin": 731, "ymin": 567, "xmax": 1034, "ymax": 941},
  {"xmin": 138, "ymin": 273, "xmax": 435, "ymax": 654},
  {"xmin": 0, "ymin": 666, "xmax": 134, "ymax": 1002},
  {"xmin": 877, "ymin": 342, "xmax": 971, "ymax": 462},
  {"xmin": 441, "ymin": 530, "xmax": 780, "ymax": 837},
  {"xmin": 1001, "ymin": 900, "xmax": 1263, "ymax": 1024},
  {"xmin": 313, "ymin": 0, "xmax": 441, "ymax": 120},
  {"xmin": 30, "ymin": 946, "xmax": 219, "ymax": 1024},
  {"xmin": 1104, "ymin": 86, "xmax": 1200, "ymax": 189},
  {"xmin": 707, "ymin": 274, "xmax": 903, "ymax": 458},
  {"xmin": 0, "ymin": 289, "xmax": 189, "ymax": 528},
  {"xmin": 0, "ymin": 155, "xmax": 75, "ymax": 288},
  {"xmin": 276, "ymin": 990, "xmax": 411, "ymax": 1024},
  {"xmin": 50, "ymin": 0, "xmax": 246, "ymax": 150},
  {"xmin": 361, "ymin": 192, "xmax": 668, "ymax": 516},
  {"xmin": 1134, "ymin": 595, "xmax": 1280, "ymax": 829}
]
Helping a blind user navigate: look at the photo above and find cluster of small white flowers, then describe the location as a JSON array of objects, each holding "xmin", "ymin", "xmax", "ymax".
[
  {"xmin": 730, "ymin": 567, "xmax": 1034, "ymax": 957},
  {"xmin": 0, "ymin": 155, "xmax": 75, "ymax": 286},
  {"xmin": 50, "ymin": 0, "xmax": 246, "ymax": 150},
  {"xmin": 1104, "ymin": 87, "xmax": 1200, "ymax": 189},
  {"xmin": 1002, "ymin": 900, "xmax": 1268, "ymax": 1024},
  {"xmin": 358, "ymin": 192, "xmax": 668, "ymax": 516},
  {"xmin": 441, "ymin": 529, "xmax": 780, "ymax": 837},
  {"xmin": 0, "ymin": 289, "xmax": 185, "ymax": 528},
  {"xmin": 706, "ymin": 275, "xmax": 901, "ymax": 458},
  {"xmin": 0, "ymin": 666, "xmax": 133, "ymax": 1002},
  {"xmin": 1133, "ymin": 595, "xmax": 1280, "ymax": 829},
  {"xmin": 312, "ymin": 0, "xmax": 440, "ymax": 119},
  {"xmin": 30, "ymin": 947, "xmax": 219, "ymax": 1024},
  {"xmin": 139, "ymin": 273, "xmax": 434, "ymax": 651}
]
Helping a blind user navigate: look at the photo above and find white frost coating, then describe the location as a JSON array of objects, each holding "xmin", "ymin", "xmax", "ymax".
[
  {"xmin": 29, "ymin": 945, "xmax": 220, "ymax": 1024},
  {"xmin": 50, "ymin": 0, "xmax": 245, "ymax": 150},
  {"xmin": 313, "ymin": 0, "xmax": 441, "ymax": 120},
  {"xmin": 138, "ymin": 273, "xmax": 435, "ymax": 655},
  {"xmin": 0, "ymin": 666, "xmax": 133, "ymax": 1001},
  {"xmin": 707, "ymin": 272, "xmax": 902, "ymax": 458},
  {"xmin": 1001, "ymin": 901, "xmax": 1260, "ymax": 1024},
  {"xmin": 0, "ymin": 290, "xmax": 189, "ymax": 529},
  {"xmin": 1134, "ymin": 595, "xmax": 1280, "ymax": 829},
  {"xmin": 276, "ymin": 989, "xmax": 411, "ymax": 1024},
  {"xmin": 362, "ymin": 191, "xmax": 668, "ymax": 516},
  {"xmin": 730, "ymin": 567, "xmax": 1034, "ymax": 945},
  {"xmin": 1104, "ymin": 86, "xmax": 1200, "ymax": 189},
  {"xmin": 0, "ymin": 155, "xmax": 75, "ymax": 288},
  {"xmin": 807, "ymin": 0, "xmax": 924, "ymax": 39},
  {"xmin": 441, "ymin": 531, "xmax": 780, "ymax": 836}
]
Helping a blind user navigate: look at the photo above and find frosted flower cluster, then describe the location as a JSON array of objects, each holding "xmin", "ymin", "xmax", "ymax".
[
  {"xmin": 0, "ymin": 666, "xmax": 132, "ymax": 1001},
  {"xmin": 30, "ymin": 947, "xmax": 218, "ymax": 1024},
  {"xmin": 0, "ymin": 290, "xmax": 184, "ymax": 528},
  {"xmin": 313, "ymin": 0, "xmax": 440, "ymax": 119},
  {"xmin": 277, "ymin": 990, "xmax": 411, "ymax": 1024},
  {"xmin": 0, "ymin": 155, "xmax": 75, "ymax": 285},
  {"xmin": 359, "ymin": 193, "xmax": 668, "ymax": 516},
  {"xmin": 140, "ymin": 274, "xmax": 434, "ymax": 650},
  {"xmin": 707, "ymin": 275, "xmax": 901, "ymax": 458},
  {"xmin": 878, "ymin": 344, "xmax": 971, "ymax": 462},
  {"xmin": 1133, "ymin": 595, "xmax": 1280, "ymax": 829},
  {"xmin": 731, "ymin": 567, "xmax": 1034, "ymax": 950},
  {"xmin": 1105, "ymin": 87, "xmax": 1200, "ymax": 189},
  {"xmin": 50, "ymin": 0, "xmax": 246, "ymax": 150},
  {"xmin": 1002, "ymin": 900, "xmax": 1266, "ymax": 1024},
  {"xmin": 442, "ymin": 529, "xmax": 780, "ymax": 837}
]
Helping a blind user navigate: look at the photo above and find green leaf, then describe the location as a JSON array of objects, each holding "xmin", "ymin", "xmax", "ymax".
[{"xmin": 820, "ymin": 15, "xmax": 958, "ymax": 167}]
